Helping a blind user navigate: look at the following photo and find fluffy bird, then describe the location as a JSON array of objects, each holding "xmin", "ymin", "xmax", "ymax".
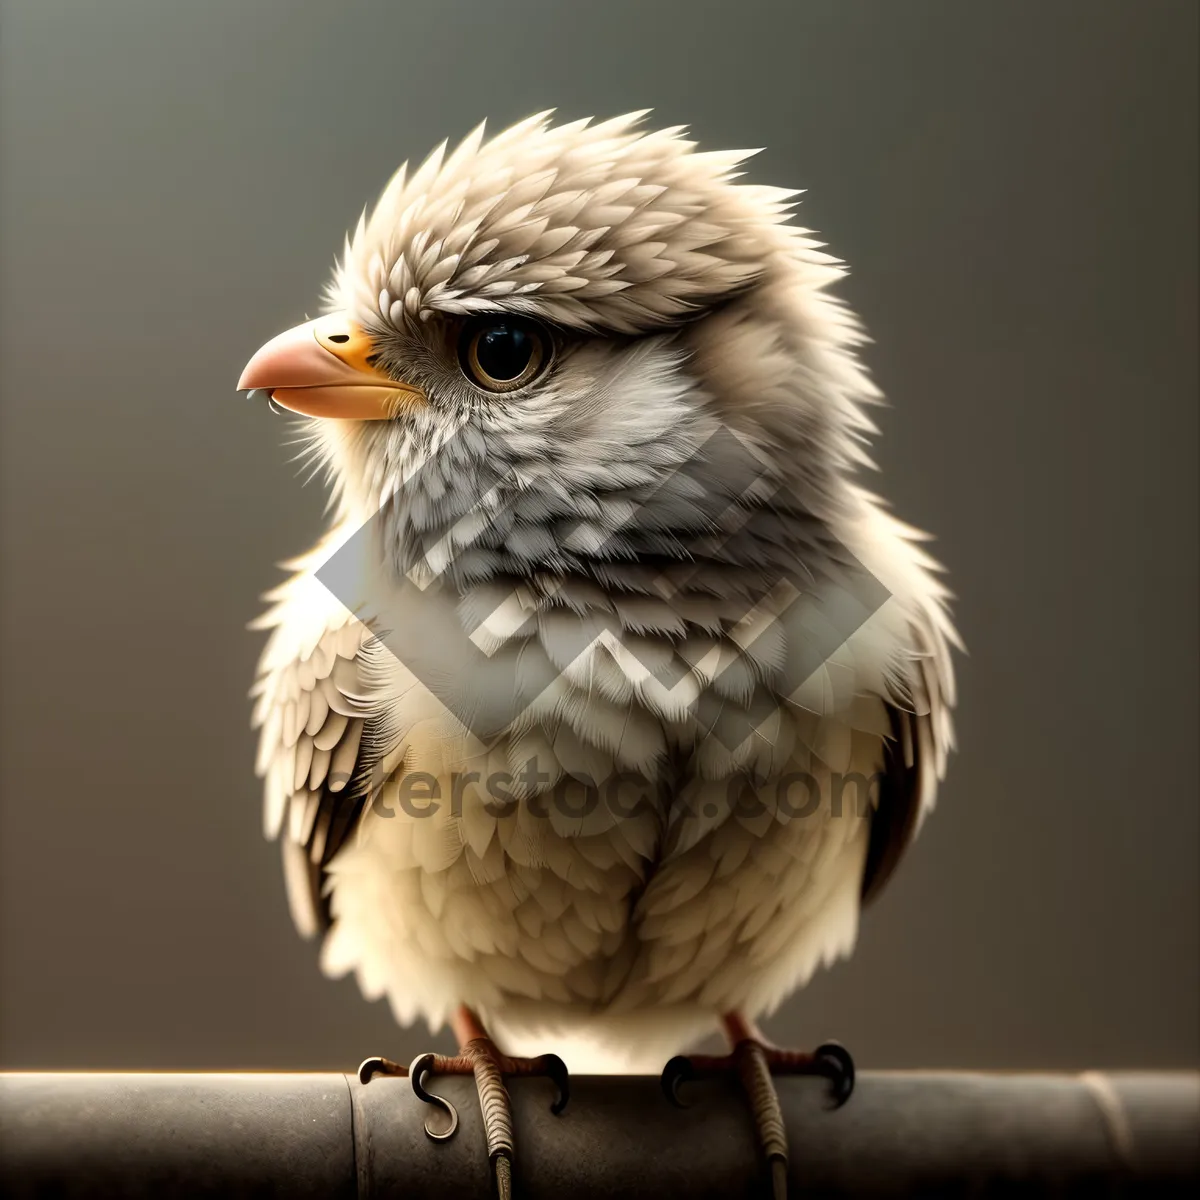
[{"xmin": 239, "ymin": 111, "xmax": 957, "ymax": 1197}]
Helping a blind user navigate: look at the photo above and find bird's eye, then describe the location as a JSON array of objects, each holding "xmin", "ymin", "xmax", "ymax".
[{"xmin": 459, "ymin": 317, "xmax": 549, "ymax": 393}]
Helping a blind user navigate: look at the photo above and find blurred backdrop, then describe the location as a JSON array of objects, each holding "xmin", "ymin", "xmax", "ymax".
[{"xmin": 0, "ymin": 0, "xmax": 1196, "ymax": 1071}]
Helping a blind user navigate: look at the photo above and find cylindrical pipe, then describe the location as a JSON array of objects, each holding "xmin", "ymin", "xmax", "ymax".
[{"xmin": 0, "ymin": 1070, "xmax": 1196, "ymax": 1197}]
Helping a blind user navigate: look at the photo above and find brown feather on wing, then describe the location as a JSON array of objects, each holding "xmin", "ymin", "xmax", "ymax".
[{"xmin": 861, "ymin": 607, "xmax": 956, "ymax": 905}]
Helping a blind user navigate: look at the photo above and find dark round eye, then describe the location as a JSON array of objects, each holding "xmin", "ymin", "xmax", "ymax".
[{"xmin": 459, "ymin": 317, "xmax": 548, "ymax": 392}]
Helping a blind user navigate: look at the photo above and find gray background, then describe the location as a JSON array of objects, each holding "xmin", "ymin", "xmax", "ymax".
[{"xmin": 1, "ymin": 0, "xmax": 1196, "ymax": 1071}]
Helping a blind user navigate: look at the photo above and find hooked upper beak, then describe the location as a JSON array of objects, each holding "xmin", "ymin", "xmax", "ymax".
[{"xmin": 236, "ymin": 313, "xmax": 423, "ymax": 419}]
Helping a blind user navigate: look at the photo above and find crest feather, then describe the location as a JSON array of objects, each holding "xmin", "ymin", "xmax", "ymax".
[{"xmin": 330, "ymin": 112, "xmax": 833, "ymax": 335}]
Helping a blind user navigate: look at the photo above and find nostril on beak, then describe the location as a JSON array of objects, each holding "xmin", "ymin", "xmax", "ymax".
[{"xmin": 327, "ymin": 334, "xmax": 350, "ymax": 344}]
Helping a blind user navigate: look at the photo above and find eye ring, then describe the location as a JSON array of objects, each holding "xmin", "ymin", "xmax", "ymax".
[{"xmin": 458, "ymin": 316, "xmax": 550, "ymax": 393}]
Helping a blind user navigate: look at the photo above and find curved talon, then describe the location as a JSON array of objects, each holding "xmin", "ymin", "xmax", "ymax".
[
  {"xmin": 357, "ymin": 1055, "xmax": 406, "ymax": 1085},
  {"xmin": 358, "ymin": 1056, "xmax": 386, "ymax": 1085},
  {"xmin": 661, "ymin": 1054, "xmax": 695, "ymax": 1108},
  {"xmin": 813, "ymin": 1040, "xmax": 855, "ymax": 1107},
  {"xmin": 409, "ymin": 1052, "xmax": 460, "ymax": 1141},
  {"xmin": 539, "ymin": 1052, "xmax": 571, "ymax": 1115}
]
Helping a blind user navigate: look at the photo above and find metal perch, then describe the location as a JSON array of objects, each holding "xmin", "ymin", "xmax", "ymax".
[{"xmin": 0, "ymin": 1069, "xmax": 1196, "ymax": 1197}]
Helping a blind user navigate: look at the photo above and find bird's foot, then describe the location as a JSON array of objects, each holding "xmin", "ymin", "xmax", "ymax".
[
  {"xmin": 661, "ymin": 1039, "xmax": 854, "ymax": 1109},
  {"xmin": 661, "ymin": 1014, "xmax": 854, "ymax": 1200},
  {"xmin": 358, "ymin": 1009, "xmax": 568, "ymax": 1200}
]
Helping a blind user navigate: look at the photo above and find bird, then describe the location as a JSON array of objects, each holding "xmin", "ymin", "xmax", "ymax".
[{"xmin": 238, "ymin": 111, "xmax": 958, "ymax": 1199}]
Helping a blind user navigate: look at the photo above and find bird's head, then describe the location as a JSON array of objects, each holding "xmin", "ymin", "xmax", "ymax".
[{"xmin": 238, "ymin": 112, "xmax": 881, "ymax": 586}]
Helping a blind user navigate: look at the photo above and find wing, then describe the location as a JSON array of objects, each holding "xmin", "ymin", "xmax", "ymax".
[
  {"xmin": 250, "ymin": 565, "xmax": 388, "ymax": 938},
  {"xmin": 861, "ymin": 601, "xmax": 958, "ymax": 904}
]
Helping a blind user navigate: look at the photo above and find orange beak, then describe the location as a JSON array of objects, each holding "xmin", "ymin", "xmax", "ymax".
[{"xmin": 236, "ymin": 313, "xmax": 423, "ymax": 419}]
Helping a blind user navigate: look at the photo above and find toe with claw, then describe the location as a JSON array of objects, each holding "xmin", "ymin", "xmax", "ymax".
[
  {"xmin": 662, "ymin": 1037, "xmax": 854, "ymax": 1110},
  {"xmin": 661, "ymin": 1013, "xmax": 855, "ymax": 1200},
  {"xmin": 358, "ymin": 1008, "xmax": 569, "ymax": 1200}
]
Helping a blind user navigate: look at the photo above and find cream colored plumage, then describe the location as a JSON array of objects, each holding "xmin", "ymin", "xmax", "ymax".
[{"xmin": 245, "ymin": 112, "xmax": 958, "ymax": 1077}]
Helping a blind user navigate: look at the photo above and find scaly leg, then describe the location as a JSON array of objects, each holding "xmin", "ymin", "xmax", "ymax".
[
  {"xmin": 661, "ymin": 1012, "xmax": 854, "ymax": 1200},
  {"xmin": 359, "ymin": 1006, "xmax": 569, "ymax": 1200}
]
